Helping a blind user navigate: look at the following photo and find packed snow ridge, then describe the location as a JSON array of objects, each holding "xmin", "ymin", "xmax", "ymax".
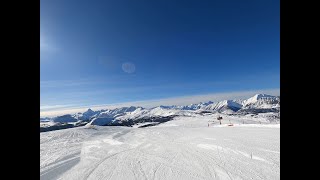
[{"xmin": 40, "ymin": 94, "xmax": 280, "ymax": 131}]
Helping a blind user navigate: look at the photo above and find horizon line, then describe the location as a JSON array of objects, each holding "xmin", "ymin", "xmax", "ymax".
[{"xmin": 40, "ymin": 88, "xmax": 279, "ymax": 117}]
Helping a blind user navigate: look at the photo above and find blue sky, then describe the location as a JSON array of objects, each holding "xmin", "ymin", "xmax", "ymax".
[{"xmin": 40, "ymin": 0, "xmax": 279, "ymax": 116}]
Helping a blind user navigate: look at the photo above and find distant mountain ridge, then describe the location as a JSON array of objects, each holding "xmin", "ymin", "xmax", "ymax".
[{"xmin": 41, "ymin": 94, "xmax": 280, "ymax": 127}]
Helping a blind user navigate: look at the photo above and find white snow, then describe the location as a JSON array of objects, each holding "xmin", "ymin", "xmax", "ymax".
[
  {"xmin": 204, "ymin": 100, "xmax": 242, "ymax": 111},
  {"xmin": 41, "ymin": 114, "xmax": 280, "ymax": 180},
  {"xmin": 245, "ymin": 94, "xmax": 274, "ymax": 104},
  {"xmin": 115, "ymin": 106, "xmax": 195, "ymax": 121},
  {"xmin": 242, "ymin": 94, "xmax": 280, "ymax": 109}
]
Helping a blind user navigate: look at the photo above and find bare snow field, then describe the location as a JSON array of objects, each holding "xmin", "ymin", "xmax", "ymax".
[{"xmin": 40, "ymin": 114, "xmax": 280, "ymax": 180}]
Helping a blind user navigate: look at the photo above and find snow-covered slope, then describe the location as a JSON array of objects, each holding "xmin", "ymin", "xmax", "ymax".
[{"xmin": 41, "ymin": 115, "xmax": 280, "ymax": 180}]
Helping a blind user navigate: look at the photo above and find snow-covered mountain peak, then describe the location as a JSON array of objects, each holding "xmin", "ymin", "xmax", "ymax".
[
  {"xmin": 178, "ymin": 101, "xmax": 214, "ymax": 110},
  {"xmin": 158, "ymin": 105, "xmax": 177, "ymax": 109},
  {"xmin": 43, "ymin": 93, "xmax": 280, "ymax": 126},
  {"xmin": 86, "ymin": 108, "xmax": 94, "ymax": 113},
  {"xmin": 252, "ymin": 94, "xmax": 274, "ymax": 100},
  {"xmin": 199, "ymin": 101, "xmax": 214, "ymax": 106},
  {"xmin": 201, "ymin": 99, "xmax": 242, "ymax": 113},
  {"xmin": 243, "ymin": 94, "xmax": 279, "ymax": 109},
  {"xmin": 82, "ymin": 108, "xmax": 95, "ymax": 115},
  {"xmin": 246, "ymin": 94, "xmax": 277, "ymax": 102},
  {"xmin": 222, "ymin": 100, "xmax": 242, "ymax": 107}
]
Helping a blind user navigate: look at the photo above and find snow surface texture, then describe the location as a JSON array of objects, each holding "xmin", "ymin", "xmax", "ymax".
[{"xmin": 40, "ymin": 114, "xmax": 280, "ymax": 180}]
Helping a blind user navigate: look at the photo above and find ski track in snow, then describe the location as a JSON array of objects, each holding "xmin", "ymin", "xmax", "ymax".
[{"xmin": 40, "ymin": 115, "xmax": 280, "ymax": 180}]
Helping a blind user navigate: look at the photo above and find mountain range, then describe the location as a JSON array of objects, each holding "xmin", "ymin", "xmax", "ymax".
[{"xmin": 40, "ymin": 94, "xmax": 280, "ymax": 130}]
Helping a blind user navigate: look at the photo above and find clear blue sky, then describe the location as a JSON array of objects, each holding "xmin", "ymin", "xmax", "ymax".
[{"xmin": 41, "ymin": 0, "xmax": 279, "ymax": 115}]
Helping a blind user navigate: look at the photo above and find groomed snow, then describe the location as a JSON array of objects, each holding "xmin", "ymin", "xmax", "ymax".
[{"xmin": 40, "ymin": 114, "xmax": 280, "ymax": 180}]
